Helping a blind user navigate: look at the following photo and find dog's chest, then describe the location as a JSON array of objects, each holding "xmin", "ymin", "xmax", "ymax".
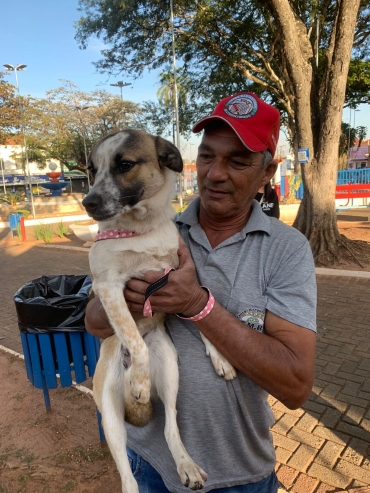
[{"xmin": 89, "ymin": 224, "xmax": 179, "ymax": 283}]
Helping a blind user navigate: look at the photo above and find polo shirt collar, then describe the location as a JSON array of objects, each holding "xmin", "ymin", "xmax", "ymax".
[{"xmin": 176, "ymin": 197, "xmax": 271, "ymax": 236}]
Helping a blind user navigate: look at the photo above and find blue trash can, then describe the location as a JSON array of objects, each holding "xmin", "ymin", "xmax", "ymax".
[
  {"xmin": 9, "ymin": 212, "xmax": 23, "ymax": 235},
  {"xmin": 13, "ymin": 275, "xmax": 105, "ymax": 444}
]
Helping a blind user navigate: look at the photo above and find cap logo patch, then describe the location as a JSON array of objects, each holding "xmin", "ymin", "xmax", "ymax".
[{"xmin": 224, "ymin": 94, "xmax": 258, "ymax": 119}]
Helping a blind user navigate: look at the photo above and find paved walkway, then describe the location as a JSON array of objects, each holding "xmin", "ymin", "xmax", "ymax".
[{"xmin": 0, "ymin": 244, "xmax": 369, "ymax": 493}]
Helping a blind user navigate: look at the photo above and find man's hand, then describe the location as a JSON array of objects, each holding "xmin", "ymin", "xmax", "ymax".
[
  {"xmin": 85, "ymin": 297, "xmax": 114, "ymax": 339},
  {"xmin": 125, "ymin": 242, "xmax": 208, "ymax": 318}
]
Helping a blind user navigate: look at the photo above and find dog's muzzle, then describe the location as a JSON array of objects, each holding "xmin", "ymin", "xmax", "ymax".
[{"xmin": 82, "ymin": 193, "xmax": 103, "ymax": 215}]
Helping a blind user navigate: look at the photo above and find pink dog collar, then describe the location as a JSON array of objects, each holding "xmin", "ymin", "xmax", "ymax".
[
  {"xmin": 95, "ymin": 229, "xmax": 145, "ymax": 241},
  {"xmin": 176, "ymin": 287, "xmax": 215, "ymax": 322}
]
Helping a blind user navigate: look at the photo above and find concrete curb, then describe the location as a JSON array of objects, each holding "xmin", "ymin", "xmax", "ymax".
[
  {"xmin": 315, "ymin": 267, "xmax": 370, "ymax": 278},
  {"xmin": 34, "ymin": 244, "xmax": 90, "ymax": 252}
]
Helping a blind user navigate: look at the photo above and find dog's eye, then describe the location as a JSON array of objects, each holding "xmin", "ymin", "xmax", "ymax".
[{"xmin": 116, "ymin": 161, "xmax": 134, "ymax": 174}]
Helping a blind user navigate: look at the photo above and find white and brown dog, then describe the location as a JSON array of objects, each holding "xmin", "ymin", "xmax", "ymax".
[{"xmin": 82, "ymin": 129, "xmax": 235, "ymax": 493}]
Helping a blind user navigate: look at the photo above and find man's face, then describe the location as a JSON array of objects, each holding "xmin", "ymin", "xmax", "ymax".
[{"xmin": 196, "ymin": 124, "xmax": 275, "ymax": 219}]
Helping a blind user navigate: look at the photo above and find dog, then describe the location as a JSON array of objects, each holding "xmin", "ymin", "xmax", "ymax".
[{"xmin": 82, "ymin": 129, "xmax": 236, "ymax": 493}]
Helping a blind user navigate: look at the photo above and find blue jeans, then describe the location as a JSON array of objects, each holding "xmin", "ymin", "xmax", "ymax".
[{"xmin": 127, "ymin": 448, "xmax": 280, "ymax": 493}]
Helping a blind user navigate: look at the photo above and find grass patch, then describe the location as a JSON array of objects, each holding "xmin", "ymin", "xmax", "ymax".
[
  {"xmin": 13, "ymin": 392, "xmax": 26, "ymax": 401},
  {"xmin": 57, "ymin": 445, "xmax": 111, "ymax": 464},
  {"xmin": 34, "ymin": 223, "xmax": 54, "ymax": 243},
  {"xmin": 15, "ymin": 224, "xmax": 22, "ymax": 239},
  {"xmin": 58, "ymin": 481, "xmax": 78, "ymax": 492},
  {"xmin": 56, "ymin": 221, "xmax": 70, "ymax": 238},
  {"xmin": 15, "ymin": 448, "xmax": 35, "ymax": 463},
  {"xmin": 18, "ymin": 474, "xmax": 30, "ymax": 485}
]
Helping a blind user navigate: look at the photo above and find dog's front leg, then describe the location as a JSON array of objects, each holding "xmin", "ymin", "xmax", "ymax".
[
  {"xmin": 147, "ymin": 326, "xmax": 208, "ymax": 490},
  {"xmin": 96, "ymin": 282, "xmax": 151, "ymax": 404}
]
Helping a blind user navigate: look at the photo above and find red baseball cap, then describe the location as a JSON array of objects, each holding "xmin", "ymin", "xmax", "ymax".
[{"xmin": 192, "ymin": 92, "xmax": 280, "ymax": 156}]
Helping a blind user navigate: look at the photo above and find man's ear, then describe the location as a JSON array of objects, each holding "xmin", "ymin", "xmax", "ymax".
[
  {"xmin": 261, "ymin": 159, "xmax": 278, "ymax": 187},
  {"xmin": 155, "ymin": 136, "xmax": 183, "ymax": 172}
]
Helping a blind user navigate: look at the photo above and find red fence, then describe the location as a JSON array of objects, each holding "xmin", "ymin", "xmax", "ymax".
[{"xmin": 335, "ymin": 184, "xmax": 370, "ymax": 199}]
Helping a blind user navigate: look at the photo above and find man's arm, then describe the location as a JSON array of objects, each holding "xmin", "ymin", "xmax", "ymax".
[{"xmin": 121, "ymin": 242, "xmax": 316, "ymax": 410}]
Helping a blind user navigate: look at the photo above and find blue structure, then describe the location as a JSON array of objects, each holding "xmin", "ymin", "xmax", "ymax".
[
  {"xmin": 9, "ymin": 213, "xmax": 23, "ymax": 235},
  {"xmin": 14, "ymin": 275, "xmax": 105, "ymax": 444},
  {"xmin": 337, "ymin": 168, "xmax": 370, "ymax": 185},
  {"xmin": 19, "ymin": 329, "xmax": 105, "ymax": 444},
  {"xmin": 281, "ymin": 169, "xmax": 370, "ymax": 200}
]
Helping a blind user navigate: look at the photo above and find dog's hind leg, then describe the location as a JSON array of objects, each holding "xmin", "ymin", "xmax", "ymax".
[
  {"xmin": 95, "ymin": 283, "xmax": 151, "ymax": 404},
  {"xmin": 147, "ymin": 327, "xmax": 208, "ymax": 490},
  {"xmin": 93, "ymin": 336, "xmax": 139, "ymax": 493}
]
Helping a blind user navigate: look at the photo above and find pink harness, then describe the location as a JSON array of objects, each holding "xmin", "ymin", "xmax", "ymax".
[{"xmin": 94, "ymin": 228, "xmax": 172, "ymax": 317}]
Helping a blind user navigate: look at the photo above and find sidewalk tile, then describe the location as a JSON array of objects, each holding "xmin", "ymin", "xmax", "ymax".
[
  {"xmin": 315, "ymin": 441, "xmax": 345, "ymax": 468},
  {"xmin": 307, "ymin": 463, "xmax": 351, "ymax": 489}
]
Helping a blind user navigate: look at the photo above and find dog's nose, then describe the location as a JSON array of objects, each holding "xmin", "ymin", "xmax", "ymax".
[{"xmin": 82, "ymin": 193, "xmax": 102, "ymax": 213}]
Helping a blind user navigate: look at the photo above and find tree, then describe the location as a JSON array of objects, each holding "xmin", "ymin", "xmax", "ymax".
[
  {"xmin": 0, "ymin": 72, "xmax": 22, "ymax": 144},
  {"xmin": 26, "ymin": 80, "xmax": 141, "ymax": 174},
  {"xmin": 76, "ymin": 0, "xmax": 370, "ymax": 265},
  {"xmin": 339, "ymin": 123, "xmax": 367, "ymax": 158}
]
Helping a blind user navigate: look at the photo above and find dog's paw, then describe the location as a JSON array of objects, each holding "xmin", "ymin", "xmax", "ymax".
[
  {"xmin": 178, "ymin": 460, "xmax": 207, "ymax": 490},
  {"xmin": 130, "ymin": 372, "xmax": 151, "ymax": 404},
  {"xmin": 209, "ymin": 352, "xmax": 236, "ymax": 381}
]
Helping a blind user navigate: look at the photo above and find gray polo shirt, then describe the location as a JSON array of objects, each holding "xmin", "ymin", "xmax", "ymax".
[{"xmin": 127, "ymin": 198, "xmax": 317, "ymax": 492}]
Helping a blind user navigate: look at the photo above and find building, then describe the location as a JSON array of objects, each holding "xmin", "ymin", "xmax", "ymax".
[
  {"xmin": 0, "ymin": 139, "xmax": 62, "ymax": 192},
  {"xmin": 347, "ymin": 139, "xmax": 370, "ymax": 169}
]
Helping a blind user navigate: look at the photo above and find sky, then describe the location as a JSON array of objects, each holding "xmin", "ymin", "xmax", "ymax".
[{"xmin": 2, "ymin": 0, "xmax": 369, "ymax": 162}]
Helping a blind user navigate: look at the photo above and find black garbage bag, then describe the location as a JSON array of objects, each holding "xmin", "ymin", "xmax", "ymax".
[{"xmin": 14, "ymin": 275, "xmax": 92, "ymax": 334}]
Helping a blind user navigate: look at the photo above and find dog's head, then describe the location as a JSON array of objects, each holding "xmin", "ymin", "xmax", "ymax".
[{"xmin": 82, "ymin": 130, "xmax": 183, "ymax": 221}]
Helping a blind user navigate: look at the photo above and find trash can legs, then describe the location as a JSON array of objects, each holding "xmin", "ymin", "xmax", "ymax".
[{"xmin": 42, "ymin": 373, "xmax": 52, "ymax": 413}]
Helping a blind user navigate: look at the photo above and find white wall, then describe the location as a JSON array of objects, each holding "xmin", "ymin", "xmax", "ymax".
[{"xmin": 0, "ymin": 144, "xmax": 60, "ymax": 175}]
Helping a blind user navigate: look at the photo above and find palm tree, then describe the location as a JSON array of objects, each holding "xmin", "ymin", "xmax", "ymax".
[{"xmin": 157, "ymin": 69, "xmax": 188, "ymax": 143}]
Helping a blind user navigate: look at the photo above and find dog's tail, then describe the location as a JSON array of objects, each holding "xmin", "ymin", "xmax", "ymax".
[{"xmin": 124, "ymin": 397, "xmax": 153, "ymax": 427}]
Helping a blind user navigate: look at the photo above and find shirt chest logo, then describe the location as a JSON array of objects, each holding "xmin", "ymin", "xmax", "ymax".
[{"xmin": 237, "ymin": 309, "xmax": 265, "ymax": 332}]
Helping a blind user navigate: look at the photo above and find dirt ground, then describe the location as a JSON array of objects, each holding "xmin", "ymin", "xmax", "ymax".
[{"xmin": 0, "ymin": 351, "xmax": 121, "ymax": 493}]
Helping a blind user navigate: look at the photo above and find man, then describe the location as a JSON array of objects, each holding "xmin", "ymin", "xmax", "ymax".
[
  {"xmin": 255, "ymin": 181, "xmax": 280, "ymax": 218},
  {"xmin": 85, "ymin": 92, "xmax": 317, "ymax": 493}
]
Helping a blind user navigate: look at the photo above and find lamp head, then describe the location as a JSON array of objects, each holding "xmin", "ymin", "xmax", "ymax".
[
  {"xmin": 3, "ymin": 64, "xmax": 14, "ymax": 71},
  {"xmin": 16, "ymin": 64, "xmax": 27, "ymax": 71}
]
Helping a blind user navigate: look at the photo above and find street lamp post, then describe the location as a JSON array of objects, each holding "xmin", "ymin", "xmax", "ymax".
[
  {"xmin": 348, "ymin": 108, "xmax": 361, "ymax": 165},
  {"xmin": 0, "ymin": 158, "xmax": 6, "ymax": 194},
  {"xmin": 3, "ymin": 63, "xmax": 36, "ymax": 218},
  {"xmin": 110, "ymin": 81, "xmax": 132, "ymax": 127},
  {"xmin": 170, "ymin": 0, "xmax": 183, "ymax": 209},
  {"xmin": 75, "ymin": 106, "xmax": 91, "ymax": 191}
]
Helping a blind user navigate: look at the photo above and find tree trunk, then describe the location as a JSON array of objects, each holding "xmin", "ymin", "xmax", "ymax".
[
  {"xmin": 268, "ymin": 0, "xmax": 362, "ymax": 266},
  {"xmin": 295, "ymin": 0, "xmax": 362, "ymax": 265}
]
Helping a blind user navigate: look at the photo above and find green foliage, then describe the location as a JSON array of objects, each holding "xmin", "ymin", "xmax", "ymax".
[
  {"xmin": 75, "ymin": 0, "xmax": 370, "ymax": 141},
  {"xmin": 339, "ymin": 123, "xmax": 368, "ymax": 157},
  {"xmin": 26, "ymin": 80, "xmax": 142, "ymax": 173},
  {"xmin": 0, "ymin": 191, "xmax": 25, "ymax": 206},
  {"xmin": 15, "ymin": 209, "xmax": 30, "ymax": 218},
  {"xmin": 15, "ymin": 224, "xmax": 22, "ymax": 239},
  {"xmin": 34, "ymin": 223, "xmax": 54, "ymax": 243},
  {"xmin": 345, "ymin": 59, "xmax": 370, "ymax": 107},
  {"xmin": 0, "ymin": 72, "xmax": 21, "ymax": 144},
  {"xmin": 56, "ymin": 221, "xmax": 70, "ymax": 238}
]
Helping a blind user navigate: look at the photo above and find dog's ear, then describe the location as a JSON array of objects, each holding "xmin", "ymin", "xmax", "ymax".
[{"xmin": 155, "ymin": 136, "xmax": 183, "ymax": 173}]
